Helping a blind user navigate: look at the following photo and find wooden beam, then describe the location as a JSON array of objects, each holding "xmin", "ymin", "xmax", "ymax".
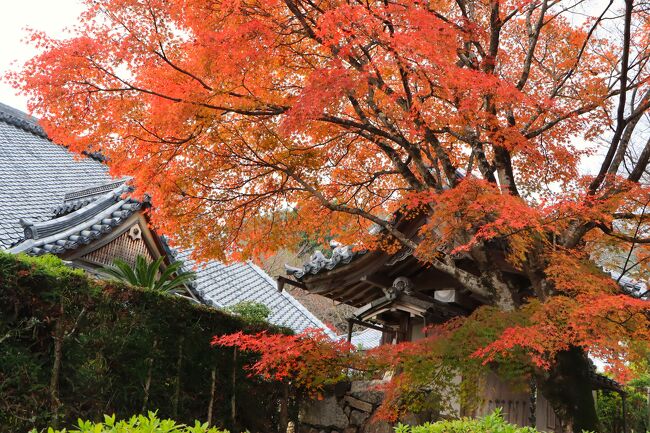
[
  {"xmin": 354, "ymin": 296, "xmax": 393, "ymax": 321},
  {"xmin": 347, "ymin": 284, "xmax": 380, "ymax": 305},
  {"xmin": 360, "ymin": 274, "xmax": 392, "ymax": 289},
  {"xmin": 349, "ymin": 318, "xmax": 393, "ymax": 333},
  {"xmin": 276, "ymin": 276, "xmax": 307, "ymax": 292}
]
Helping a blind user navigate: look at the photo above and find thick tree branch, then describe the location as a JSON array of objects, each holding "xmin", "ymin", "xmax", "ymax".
[
  {"xmin": 596, "ymin": 222, "xmax": 650, "ymax": 244},
  {"xmin": 588, "ymin": 0, "xmax": 634, "ymax": 192}
]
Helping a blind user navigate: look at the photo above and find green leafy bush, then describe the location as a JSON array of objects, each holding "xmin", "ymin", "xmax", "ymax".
[
  {"xmin": 34, "ymin": 413, "xmax": 228, "ymax": 433},
  {"xmin": 226, "ymin": 301, "xmax": 271, "ymax": 323},
  {"xmin": 394, "ymin": 410, "xmax": 539, "ymax": 433}
]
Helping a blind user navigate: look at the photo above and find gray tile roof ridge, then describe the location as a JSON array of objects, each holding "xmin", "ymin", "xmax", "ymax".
[
  {"xmin": 246, "ymin": 260, "xmax": 336, "ymax": 338},
  {"xmin": 63, "ymin": 178, "xmax": 130, "ymax": 202},
  {"xmin": 0, "ymin": 102, "xmax": 47, "ymax": 138},
  {"xmin": 10, "ymin": 198, "xmax": 138, "ymax": 255},
  {"xmin": 285, "ymin": 241, "xmax": 367, "ymax": 280},
  {"xmin": 19, "ymin": 183, "xmax": 131, "ymax": 240},
  {"xmin": 54, "ymin": 178, "xmax": 131, "ymax": 216}
]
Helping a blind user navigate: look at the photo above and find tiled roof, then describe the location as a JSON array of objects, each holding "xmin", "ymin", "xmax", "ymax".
[
  {"xmin": 10, "ymin": 181, "xmax": 143, "ymax": 256},
  {"xmin": 54, "ymin": 179, "xmax": 130, "ymax": 217},
  {"xmin": 610, "ymin": 271, "xmax": 648, "ymax": 299},
  {"xmin": 346, "ymin": 328, "xmax": 382, "ymax": 349},
  {"xmin": 0, "ymin": 101, "xmax": 328, "ymax": 335},
  {"xmin": 0, "ymin": 102, "xmax": 111, "ymax": 249},
  {"xmin": 285, "ymin": 242, "xmax": 367, "ymax": 279},
  {"xmin": 0, "ymin": 101, "xmax": 48, "ymax": 138},
  {"xmin": 176, "ymin": 250, "xmax": 334, "ymax": 335}
]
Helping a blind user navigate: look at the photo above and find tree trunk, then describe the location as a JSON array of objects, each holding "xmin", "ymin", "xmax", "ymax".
[
  {"xmin": 646, "ymin": 385, "xmax": 650, "ymax": 433},
  {"xmin": 50, "ymin": 318, "xmax": 64, "ymax": 429},
  {"xmin": 172, "ymin": 337, "xmax": 184, "ymax": 419},
  {"xmin": 231, "ymin": 348, "xmax": 237, "ymax": 426},
  {"xmin": 528, "ymin": 377, "xmax": 537, "ymax": 428},
  {"xmin": 279, "ymin": 382, "xmax": 289, "ymax": 433},
  {"xmin": 142, "ymin": 337, "xmax": 158, "ymax": 413},
  {"xmin": 537, "ymin": 347, "xmax": 600, "ymax": 433},
  {"xmin": 207, "ymin": 366, "xmax": 217, "ymax": 426}
]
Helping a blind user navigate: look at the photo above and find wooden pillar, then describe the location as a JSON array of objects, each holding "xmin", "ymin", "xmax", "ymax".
[
  {"xmin": 346, "ymin": 319, "xmax": 353, "ymax": 345},
  {"xmin": 397, "ymin": 312, "xmax": 411, "ymax": 343},
  {"xmin": 380, "ymin": 329, "xmax": 392, "ymax": 345}
]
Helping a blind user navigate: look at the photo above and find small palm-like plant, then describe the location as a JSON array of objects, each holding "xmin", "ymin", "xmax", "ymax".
[{"xmin": 100, "ymin": 255, "xmax": 195, "ymax": 294}]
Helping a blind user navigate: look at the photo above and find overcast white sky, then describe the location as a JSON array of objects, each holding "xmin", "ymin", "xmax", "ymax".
[{"xmin": 0, "ymin": 0, "xmax": 84, "ymax": 111}]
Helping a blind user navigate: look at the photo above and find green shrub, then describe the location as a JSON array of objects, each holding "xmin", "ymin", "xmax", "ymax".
[
  {"xmin": 596, "ymin": 385, "xmax": 650, "ymax": 433},
  {"xmin": 33, "ymin": 413, "xmax": 228, "ymax": 433},
  {"xmin": 393, "ymin": 410, "xmax": 539, "ymax": 433},
  {"xmin": 226, "ymin": 301, "xmax": 271, "ymax": 323}
]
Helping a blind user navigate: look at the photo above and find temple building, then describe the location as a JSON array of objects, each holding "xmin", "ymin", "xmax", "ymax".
[
  {"xmin": 284, "ymin": 215, "xmax": 626, "ymax": 431},
  {"xmin": 0, "ymin": 101, "xmax": 330, "ymax": 335}
]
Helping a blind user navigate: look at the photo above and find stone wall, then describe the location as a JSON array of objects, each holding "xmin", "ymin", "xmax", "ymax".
[{"xmin": 298, "ymin": 380, "xmax": 386, "ymax": 433}]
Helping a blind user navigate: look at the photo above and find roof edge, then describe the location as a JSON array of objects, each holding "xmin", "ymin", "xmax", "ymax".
[
  {"xmin": 247, "ymin": 260, "xmax": 337, "ymax": 339},
  {"xmin": 0, "ymin": 102, "xmax": 47, "ymax": 139}
]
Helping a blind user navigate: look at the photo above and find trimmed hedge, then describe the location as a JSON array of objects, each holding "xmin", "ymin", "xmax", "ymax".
[{"xmin": 0, "ymin": 253, "xmax": 287, "ymax": 433}]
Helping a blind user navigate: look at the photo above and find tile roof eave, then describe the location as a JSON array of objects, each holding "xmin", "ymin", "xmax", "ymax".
[
  {"xmin": 247, "ymin": 260, "xmax": 336, "ymax": 339},
  {"xmin": 9, "ymin": 183, "xmax": 142, "ymax": 256},
  {"xmin": 285, "ymin": 243, "xmax": 367, "ymax": 280}
]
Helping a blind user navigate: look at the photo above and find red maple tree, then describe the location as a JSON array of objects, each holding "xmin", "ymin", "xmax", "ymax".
[{"xmin": 10, "ymin": 0, "xmax": 650, "ymax": 431}]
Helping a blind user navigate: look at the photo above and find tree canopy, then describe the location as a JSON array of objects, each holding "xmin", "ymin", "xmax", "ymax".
[{"xmin": 10, "ymin": 0, "xmax": 650, "ymax": 431}]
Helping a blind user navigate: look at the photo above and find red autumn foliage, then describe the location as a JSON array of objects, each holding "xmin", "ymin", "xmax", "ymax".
[{"xmin": 212, "ymin": 329, "xmax": 358, "ymax": 394}]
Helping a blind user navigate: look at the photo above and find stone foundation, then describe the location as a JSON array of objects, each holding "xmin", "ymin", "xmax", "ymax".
[{"xmin": 298, "ymin": 379, "xmax": 424, "ymax": 433}]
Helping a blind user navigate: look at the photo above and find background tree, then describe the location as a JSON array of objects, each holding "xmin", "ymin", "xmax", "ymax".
[{"xmin": 11, "ymin": 0, "xmax": 650, "ymax": 431}]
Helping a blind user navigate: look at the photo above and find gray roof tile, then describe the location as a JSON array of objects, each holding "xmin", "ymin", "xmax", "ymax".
[
  {"xmin": 346, "ymin": 328, "xmax": 382, "ymax": 349},
  {"xmin": 176, "ymin": 250, "xmax": 334, "ymax": 335},
  {"xmin": 0, "ymin": 102, "xmax": 111, "ymax": 248}
]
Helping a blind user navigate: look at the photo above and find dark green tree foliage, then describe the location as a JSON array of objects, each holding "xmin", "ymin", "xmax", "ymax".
[
  {"xmin": 596, "ymin": 375, "xmax": 650, "ymax": 433},
  {"xmin": 0, "ymin": 253, "xmax": 287, "ymax": 433}
]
